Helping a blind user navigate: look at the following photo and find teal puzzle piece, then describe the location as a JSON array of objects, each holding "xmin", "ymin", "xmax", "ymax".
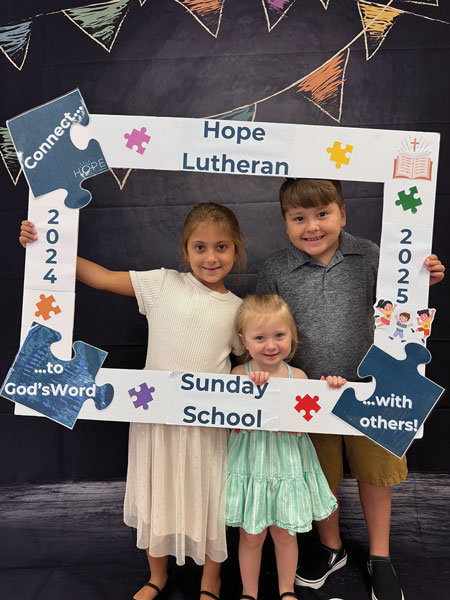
[
  {"xmin": 0, "ymin": 322, "xmax": 114, "ymax": 429},
  {"xmin": 7, "ymin": 89, "xmax": 108, "ymax": 209},
  {"xmin": 332, "ymin": 343, "xmax": 444, "ymax": 458}
]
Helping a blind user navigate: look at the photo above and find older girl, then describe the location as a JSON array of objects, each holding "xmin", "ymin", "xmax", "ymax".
[{"xmin": 20, "ymin": 203, "xmax": 245, "ymax": 600}]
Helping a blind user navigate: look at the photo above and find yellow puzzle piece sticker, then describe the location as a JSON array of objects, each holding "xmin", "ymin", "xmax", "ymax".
[{"xmin": 327, "ymin": 141, "xmax": 353, "ymax": 168}]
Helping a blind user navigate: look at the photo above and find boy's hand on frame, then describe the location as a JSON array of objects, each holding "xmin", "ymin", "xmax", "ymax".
[
  {"xmin": 425, "ymin": 254, "xmax": 445, "ymax": 286},
  {"xmin": 19, "ymin": 220, "xmax": 38, "ymax": 248}
]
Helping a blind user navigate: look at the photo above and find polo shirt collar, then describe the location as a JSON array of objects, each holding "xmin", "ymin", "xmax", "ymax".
[{"xmin": 287, "ymin": 230, "xmax": 364, "ymax": 271}]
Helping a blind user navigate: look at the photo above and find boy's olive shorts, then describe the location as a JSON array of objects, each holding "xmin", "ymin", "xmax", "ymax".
[{"xmin": 309, "ymin": 433, "xmax": 408, "ymax": 489}]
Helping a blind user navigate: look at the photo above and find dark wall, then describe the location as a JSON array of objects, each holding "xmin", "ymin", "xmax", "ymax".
[{"xmin": 1, "ymin": 0, "xmax": 449, "ymax": 482}]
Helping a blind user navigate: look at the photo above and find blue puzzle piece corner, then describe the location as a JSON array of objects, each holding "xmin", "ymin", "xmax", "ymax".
[
  {"xmin": 1, "ymin": 322, "xmax": 114, "ymax": 429},
  {"xmin": 7, "ymin": 89, "xmax": 108, "ymax": 209},
  {"xmin": 332, "ymin": 343, "xmax": 444, "ymax": 458}
]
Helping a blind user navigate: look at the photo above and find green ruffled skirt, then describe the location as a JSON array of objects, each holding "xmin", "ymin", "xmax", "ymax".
[{"xmin": 225, "ymin": 430, "xmax": 337, "ymax": 535}]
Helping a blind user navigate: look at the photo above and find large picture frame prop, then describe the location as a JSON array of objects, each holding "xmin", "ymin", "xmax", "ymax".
[{"xmin": 1, "ymin": 90, "xmax": 444, "ymax": 459}]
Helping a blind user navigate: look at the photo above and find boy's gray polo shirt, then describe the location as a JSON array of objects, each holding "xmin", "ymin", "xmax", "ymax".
[{"xmin": 256, "ymin": 230, "xmax": 379, "ymax": 381}]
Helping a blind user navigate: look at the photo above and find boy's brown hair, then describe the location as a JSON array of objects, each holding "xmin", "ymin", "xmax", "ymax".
[{"xmin": 279, "ymin": 178, "xmax": 344, "ymax": 217}]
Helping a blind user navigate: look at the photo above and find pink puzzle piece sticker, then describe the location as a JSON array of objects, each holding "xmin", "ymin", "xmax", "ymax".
[{"xmin": 124, "ymin": 127, "xmax": 151, "ymax": 155}]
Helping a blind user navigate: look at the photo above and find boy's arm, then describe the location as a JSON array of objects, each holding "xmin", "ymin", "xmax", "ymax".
[{"xmin": 425, "ymin": 254, "xmax": 445, "ymax": 286}]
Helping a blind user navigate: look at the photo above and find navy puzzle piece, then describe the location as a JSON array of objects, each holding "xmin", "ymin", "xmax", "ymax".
[
  {"xmin": 0, "ymin": 322, "xmax": 114, "ymax": 429},
  {"xmin": 7, "ymin": 89, "xmax": 108, "ymax": 209},
  {"xmin": 332, "ymin": 343, "xmax": 444, "ymax": 458}
]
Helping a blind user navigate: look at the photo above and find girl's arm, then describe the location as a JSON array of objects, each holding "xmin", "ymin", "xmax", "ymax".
[
  {"xmin": 19, "ymin": 220, "xmax": 38, "ymax": 246},
  {"xmin": 77, "ymin": 257, "xmax": 134, "ymax": 297},
  {"xmin": 20, "ymin": 220, "xmax": 135, "ymax": 297}
]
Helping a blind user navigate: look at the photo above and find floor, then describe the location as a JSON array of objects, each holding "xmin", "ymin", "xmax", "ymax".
[{"xmin": 1, "ymin": 473, "xmax": 449, "ymax": 600}]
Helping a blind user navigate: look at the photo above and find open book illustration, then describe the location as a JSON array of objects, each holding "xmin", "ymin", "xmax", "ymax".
[{"xmin": 393, "ymin": 153, "xmax": 432, "ymax": 181}]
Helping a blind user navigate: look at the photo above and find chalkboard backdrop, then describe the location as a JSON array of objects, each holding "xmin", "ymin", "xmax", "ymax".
[{"xmin": 1, "ymin": 0, "xmax": 449, "ymax": 482}]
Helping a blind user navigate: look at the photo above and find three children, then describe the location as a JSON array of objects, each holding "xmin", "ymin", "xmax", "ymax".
[{"xmin": 19, "ymin": 177, "xmax": 445, "ymax": 600}]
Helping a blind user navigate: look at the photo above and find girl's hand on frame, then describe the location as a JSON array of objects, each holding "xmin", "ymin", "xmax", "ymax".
[
  {"xmin": 19, "ymin": 220, "xmax": 38, "ymax": 248},
  {"xmin": 425, "ymin": 254, "xmax": 445, "ymax": 286},
  {"xmin": 248, "ymin": 370, "xmax": 270, "ymax": 386},
  {"xmin": 18, "ymin": 219, "xmax": 134, "ymax": 297},
  {"xmin": 321, "ymin": 375, "xmax": 347, "ymax": 389}
]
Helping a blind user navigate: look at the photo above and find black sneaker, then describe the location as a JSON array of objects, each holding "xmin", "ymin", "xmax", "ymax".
[
  {"xmin": 295, "ymin": 544, "xmax": 347, "ymax": 589},
  {"xmin": 367, "ymin": 557, "xmax": 404, "ymax": 600}
]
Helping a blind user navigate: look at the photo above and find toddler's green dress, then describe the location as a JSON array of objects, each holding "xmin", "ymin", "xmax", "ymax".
[{"xmin": 225, "ymin": 362, "xmax": 337, "ymax": 535}]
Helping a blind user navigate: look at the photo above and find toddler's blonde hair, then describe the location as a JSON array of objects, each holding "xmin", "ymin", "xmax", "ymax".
[{"xmin": 236, "ymin": 294, "xmax": 298, "ymax": 362}]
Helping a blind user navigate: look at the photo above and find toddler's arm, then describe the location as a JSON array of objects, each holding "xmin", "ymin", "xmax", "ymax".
[
  {"xmin": 290, "ymin": 366, "xmax": 308, "ymax": 380},
  {"xmin": 19, "ymin": 220, "xmax": 134, "ymax": 297},
  {"xmin": 246, "ymin": 366, "xmax": 308, "ymax": 384},
  {"xmin": 247, "ymin": 370, "xmax": 270, "ymax": 386}
]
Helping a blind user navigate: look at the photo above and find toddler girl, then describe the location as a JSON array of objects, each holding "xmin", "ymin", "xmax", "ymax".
[
  {"xmin": 225, "ymin": 294, "xmax": 345, "ymax": 600},
  {"xmin": 20, "ymin": 203, "xmax": 246, "ymax": 600}
]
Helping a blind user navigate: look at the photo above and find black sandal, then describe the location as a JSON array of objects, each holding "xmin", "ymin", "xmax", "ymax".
[
  {"xmin": 133, "ymin": 582, "xmax": 161, "ymax": 599},
  {"xmin": 240, "ymin": 596, "xmax": 257, "ymax": 600},
  {"xmin": 280, "ymin": 593, "xmax": 298, "ymax": 599},
  {"xmin": 200, "ymin": 592, "xmax": 219, "ymax": 600}
]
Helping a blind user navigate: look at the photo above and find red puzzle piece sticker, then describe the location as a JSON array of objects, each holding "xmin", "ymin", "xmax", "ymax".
[{"xmin": 294, "ymin": 394, "xmax": 321, "ymax": 422}]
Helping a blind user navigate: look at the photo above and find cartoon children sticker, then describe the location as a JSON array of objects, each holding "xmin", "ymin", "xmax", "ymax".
[
  {"xmin": 375, "ymin": 299, "xmax": 397, "ymax": 328},
  {"xmin": 414, "ymin": 308, "xmax": 436, "ymax": 342},
  {"xmin": 389, "ymin": 312, "xmax": 412, "ymax": 342}
]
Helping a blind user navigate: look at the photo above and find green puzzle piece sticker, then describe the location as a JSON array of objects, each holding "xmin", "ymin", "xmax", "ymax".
[{"xmin": 395, "ymin": 186, "xmax": 422, "ymax": 214}]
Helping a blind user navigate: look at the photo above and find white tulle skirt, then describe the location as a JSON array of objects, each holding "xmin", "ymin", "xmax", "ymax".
[{"xmin": 124, "ymin": 422, "xmax": 228, "ymax": 566}]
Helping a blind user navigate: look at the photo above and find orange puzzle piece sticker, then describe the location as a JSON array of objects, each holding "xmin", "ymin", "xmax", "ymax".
[{"xmin": 35, "ymin": 294, "xmax": 62, "ymax": 321}]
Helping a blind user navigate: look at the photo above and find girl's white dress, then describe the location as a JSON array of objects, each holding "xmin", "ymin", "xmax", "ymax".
[{"xmin": 123, "ymin": 268, "xmax": 242, "ymax": 565}]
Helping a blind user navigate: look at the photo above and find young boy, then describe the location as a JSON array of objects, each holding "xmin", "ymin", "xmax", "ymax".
[{"xmin": 256, "ymin": 178, "xmax": 445, "ymax": 600}]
